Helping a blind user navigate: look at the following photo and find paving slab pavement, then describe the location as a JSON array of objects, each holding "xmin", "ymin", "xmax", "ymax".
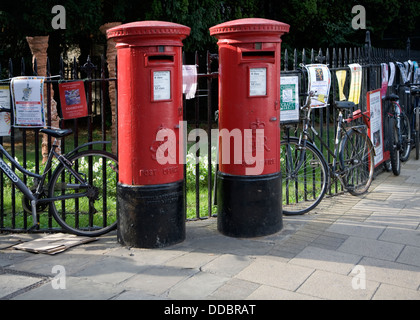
[{"xmin": 0, "ymin": 153, "xmax": 420, "ymax": 301}]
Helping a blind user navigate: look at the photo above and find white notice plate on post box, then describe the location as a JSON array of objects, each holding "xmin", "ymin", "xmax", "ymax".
[
  {"xmin": 153, "ymin": 71, "xmax": 171, "ymax": 101},
  {"xmin": 249, "ymin": 68, "xmax": 267, "ymax": 96}
]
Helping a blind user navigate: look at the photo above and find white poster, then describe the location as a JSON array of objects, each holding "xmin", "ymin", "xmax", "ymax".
[
  {"xmin": 280, "ymin": 76, "xmax": 300, "ymax": 122},
  {"xmin": 348, "ymin": 63, "xmax": 362, "ymax": 105},
  {"xmin": 11, "ymin": 77, "xmax": 45, "ymax": 127},
  {"xmin": 304, "ymin": 64, "xmax": 331, "ymax": 107},
  {"xmin": 368, "ymin": 90, "xmax": 383, "ymax": 166},
  {"xmin": 249, "ymin": 68, "xmax": 267, "ymax": 96},
  {"xmin": 0, "ymin": 85, "xmax": 12, "ymax": 136},
  {"xmin": 153, "ymin": 71, "xmax": 171, "ymax": 101}
]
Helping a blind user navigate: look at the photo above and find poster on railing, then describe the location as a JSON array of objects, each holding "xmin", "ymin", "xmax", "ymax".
[
  {"xmin": 348, "ymin": 64, "xmax": 362, "ymax": 105},
  {"xmin": 280, "ymin": 75, "xmax": 300, "ymax": 123},
  {"xmin": 304, "ymin": 64, "xmax": 331, "ymax": 107},
  {"xmin": 335, "ymin": 70, "xmax": 347, "ymax": 101},
  {"xmin": 0, "ymin": 85, "xmax": 12, "ymax": 136},
  {"xmin": 10, "ymin": 77, "xmax": 45, "ymax": 128},
  {"xmin": 380, "ymin": 63, "xmax": 389, "ymax": 99},
  {"xmin": 58, "ymin": 81, "xmax": 88, "ymax": 120},
  {"xmin": 367, "ymin": 89, "xmax": 384, "ymax": 166},
  {"xmin": 182, "ymin": 65, "xmax": 197, "ymax": 100}
]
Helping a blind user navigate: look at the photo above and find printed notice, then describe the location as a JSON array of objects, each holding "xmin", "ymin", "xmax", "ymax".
[
  {"xmin": 0, "ymin": 85, "xmax": 11, "ymax": 136},
  {"xmin": 367, "ymin": 89, "xmax": 384, "ymax": 166},
  {"xmin": 280, "ymin": 76, "xmax": 299, "ymax": 122},
  {"xmin": 59, "ymin": 81, "xmax": 88, "ymax": 119},
  {"xmin": 153, "ymin": 71, "xmax": 171, "ymax": 101},
  {"xmin": 11, "ymin": 77, "xmax": 45, "ymax": 127},
  {"xmin": 249, "ymin": 68, "xmax": 267, "ymax": 96}
]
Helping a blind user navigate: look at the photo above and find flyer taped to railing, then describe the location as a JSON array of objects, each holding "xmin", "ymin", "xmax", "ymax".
[
  {"xmin": 348, "ymin": 63, "xmax": 362, "ymax": 105},
  {"xmin": 10, "ymin": 76, "xmax": 45, "ymax": 128},
  {"xmin": 304, "ymin": 64, "xmax": 331, "ymax": 108}
]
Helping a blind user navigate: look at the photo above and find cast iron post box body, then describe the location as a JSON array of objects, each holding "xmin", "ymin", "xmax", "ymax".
[
  {"xmin": 210, "ymin": 18, "xmax": 289, "ymax": 237},
  {"xmin": 107, "ymin": 21, "xmax": 190, "ymax": 248}
]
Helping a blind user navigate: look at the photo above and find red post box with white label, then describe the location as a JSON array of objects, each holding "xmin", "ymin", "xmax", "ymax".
[
  {"xmin": 210, "ymin": 18, "xmax": 289, "ymax": 237},
  {"xmin": 107, "ymin": 21, "xmax": 190, "ymax": 248}
]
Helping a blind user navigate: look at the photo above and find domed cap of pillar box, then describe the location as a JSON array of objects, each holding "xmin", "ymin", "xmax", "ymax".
[
  {"xmin": 106, "ymin": 21, "xmax": 191, "ymax": 47},
  {"xmin": 209, "ymin": 18, "xmax": 290, "ymax": 43}
]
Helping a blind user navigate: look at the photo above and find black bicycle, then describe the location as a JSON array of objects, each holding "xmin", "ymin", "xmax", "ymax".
[
  {"xmin": 281, "ymin": 92, "xmax": 375, "ymax": 215},
  {"xmin": 0, "ymin": 106, "xmax": 118, "ymax": 237},
  {"xmin": 384, "ymin": 92, "xmax": 411, "ymax": 176}
]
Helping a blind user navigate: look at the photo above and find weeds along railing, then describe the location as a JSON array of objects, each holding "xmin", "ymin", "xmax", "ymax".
[{"xmin": 0, "ymin": 55, "xmax": 116, "ymax": 233}]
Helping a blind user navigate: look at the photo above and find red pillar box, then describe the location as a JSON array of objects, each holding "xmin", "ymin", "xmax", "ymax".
[
  {"xmin": 107, "ymin": 21, "xmax": 190, "ymax": 248},
  {"xmin": 210, "ymin": 18, "xmax": 289, "ymax": 237}
]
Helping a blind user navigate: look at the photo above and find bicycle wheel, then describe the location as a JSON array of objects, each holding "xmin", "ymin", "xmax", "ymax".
[
  {"xmin": 339, "ymin": 129, "xmax": 374, "ymax": 195},
  {"xmin": 49, "ymin": 150, "xmax": 118, "ymax": 237},
  {"xmin": 399, "ymin": 112, "xmax": 411, "ymax": 162},
  {"xmin": 281, "ymin": 137, "xmax": 329, "ymax": 215},
  {"xmin": 389, "ymin": 118, "xmax": 401, "ymax": 176}
]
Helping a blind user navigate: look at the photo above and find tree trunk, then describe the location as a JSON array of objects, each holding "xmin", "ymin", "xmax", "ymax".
[
  {"xmin": 100, "ymin": 22, "xmax": 121, "ymax": 155},
  {"xmin": 26, "ymin": 35, "xmax": 60, "ymax": 163}
]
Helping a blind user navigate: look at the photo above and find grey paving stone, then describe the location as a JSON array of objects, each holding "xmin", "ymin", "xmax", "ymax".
[
  {"xmin": 296, "ymin": 269, "xmax": 379, "ymax": 300},
  {"xmin": 235, "ymin": 257, "xmax": 314, "ymax": 291},
  {"xmin": 358, "ymin": 257, "xmax": 420, "ymax": 290},
  {"xmin": 372, "ymin": 283, "xmax": 420, "ymax": 300},
  {"xmin": 13, "ymin": 276, "xmax": 122, "ymax": 300},
  {"xmin": 289, "ymin": 246, "xmax": 361, "ymax": 275},
  {"xmin": 337, "ymin": 236, "xmax": 404, "ymax": 261}
]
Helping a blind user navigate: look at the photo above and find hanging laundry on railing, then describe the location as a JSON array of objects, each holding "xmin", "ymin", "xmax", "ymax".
[
  {"xmin": 348, "ymin": 63, "xmax": 362, "ymax": 105},
  {"xmin": 182, "ymin": 65, "xmax": 197, "ymax": 100},
  {"xmin": 413, "ymin": 61, "xmax": 420, "ymax": 84},
  {"xmin": 304, "ymin": 64, "xmax": 331, "ymax": 108},
  {"xmin": 380, "ymin": 63, "xmax": 389, "ymax": 99},
  {"xmin": 388, "ymin": 62, "xmax": 396, "ymax": 87},
  {"xmin": 10, "ymin": 76, "xmax": 45, "ymax": 128}
]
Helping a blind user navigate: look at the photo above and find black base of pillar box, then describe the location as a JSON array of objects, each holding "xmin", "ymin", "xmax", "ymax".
[
  {"xmin": 117, "ymin": 180, "xmax": 185, "ymax": 248},
  {"xmin": 216, "ymin": 171, "xmax": 282, "ymax": 238}
]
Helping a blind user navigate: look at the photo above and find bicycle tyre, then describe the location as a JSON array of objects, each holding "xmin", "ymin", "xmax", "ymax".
[
  {"xmin": 415, "ymin": 107, "xmax": 420, "ymax": 160},
  {"xmin": 281, "ymin": 137, "xmax": 329, "ymax": 215},
  {"xmin": 48, "ymin": 150, "xmax": 118, "ymax": 237},
  {"xmin": 389, "ymin": 118, "xmax": 401, "ymax": 176},
  {"xmin": 339, "ymin": 129, "xmax": 374, "ymax": 195},
  {"xmin": 399, "ymin": 112, "xmax": 411, "ymax": 162}
]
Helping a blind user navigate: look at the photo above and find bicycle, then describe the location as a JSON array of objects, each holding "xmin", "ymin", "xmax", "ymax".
[
  {"xmin": 281, "ymin": 92, "xmax": 375, "ymax": 215},
  {"xmin": 0, "ymin": 106, "xmax": 118, "ymax": 237},
  {"xmin": 383, "ymin": 91, "xmax": 411, "ymax": 176}
]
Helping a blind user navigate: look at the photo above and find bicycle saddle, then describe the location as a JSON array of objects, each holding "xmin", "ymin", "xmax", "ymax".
[
  {"xmin": 385, "ymin": 94, "xmax": 399, "ymax": 101},
  {"xmin": 39, "ymin": 128, "xmax": 73, "ymax": 138},
  {"xmin": 334, "ymin": 101, "xmax": 355, "ymax": 110},
  {"xmin": 411, "ymin": 88, "xmax": 420, "ymax": 96}
]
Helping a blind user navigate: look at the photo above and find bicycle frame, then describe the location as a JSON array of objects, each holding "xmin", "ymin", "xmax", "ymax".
[
  {"xmin": 293, "ymin": 104, "xmax": 369, "ymax": 182},
  {"xmin": 0, "ymin": 138, "xmax": 111, "ymax": 226}
]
